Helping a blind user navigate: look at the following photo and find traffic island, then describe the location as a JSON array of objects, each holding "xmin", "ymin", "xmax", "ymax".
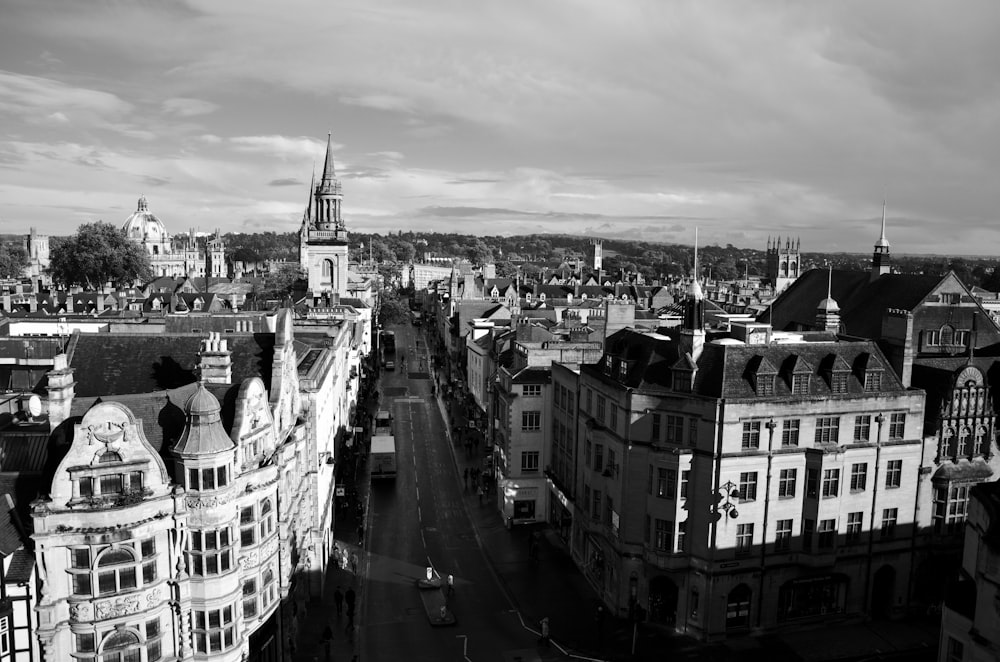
[{"xmin": 415, "ymin": 577, "xmax": 456, "ymax": 626}]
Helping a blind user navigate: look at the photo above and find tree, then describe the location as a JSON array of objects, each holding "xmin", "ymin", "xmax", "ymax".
[
  {"xmin": 0, "ymin": 242, "xmax": 28, "ymax": 278},
  {"xmin": 49, "ymin": 222, "xmax": 153, "ymax": 289},
  {"xmin": 378, "ymin": 289, "xmax": 410, "ymax": 326},
  {"xmin": 260, "ymin": 263, "xmax": 303, "ymax": 299}
]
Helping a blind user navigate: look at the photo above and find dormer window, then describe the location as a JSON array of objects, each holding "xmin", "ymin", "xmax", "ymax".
[
  {"xmin": 756, "ymin": 374, "xmax": 775, "ymax": 396},
  {"xmin": 604, "ymin": 355, "xmax": 613, "ymax": 375},
  {"xmin": 619, "ymin": 361, "xmax": 628, "ymax": 381},
  {"xmin": 864, "ymin": 370, "xmax": 883, "ymax": 391},
  {"xmin": 673, "ymin": 371, "xmax": 692, "ymax": 392},
  {"xmin": 830, "ymin": 372, "xmax": 848, "ymax": 394},
  {"xmin": 791, "ymin": 374, "xmax": 809, "ymax": 395}
]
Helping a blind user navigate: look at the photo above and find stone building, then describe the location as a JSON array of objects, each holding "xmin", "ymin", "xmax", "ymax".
[
  {"xmin": 29, "ymin": 310, "xmax": 336, "ymax": 661},
  {"xmin": 121, "ymin": 196, "xmax": 227, "ymax": 279},
  {"xmin": 764, "ymin": 236, "xmax": 800, "ymax": 294},
  {"xmin": 299, "ymin": 134, "xmax": 349, "ymax": 303},
  {"xmin": 570, "ymin": 273, "xmax": 934, "ymax": 639}
]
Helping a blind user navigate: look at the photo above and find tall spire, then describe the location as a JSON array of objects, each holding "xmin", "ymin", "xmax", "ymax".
[
  {"xmin": 871, "ymin": 199, "xmax": 891, "ymax": 281},
  {"xmin": 304, "ymin": 164, "xmax": 315, "ymax": 222},
  {"xmin": 875, "ymin": 199, "xmax": 889, "ymax": 249},
  {"xmin": 321, "ymin": 132, "xmax": 336, "ymax": 182}
]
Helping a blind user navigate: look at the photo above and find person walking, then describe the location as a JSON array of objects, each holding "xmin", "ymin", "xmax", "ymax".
[
  {"xmin": 350, "ymin": 552, "xmax": 358, "ymax": 575},
  {"xmin": 333, "ymin": 586, "xmax": 344, "ymax": 616},
  {"xmin": 332, "ymin": 543, "xmax": 341, "ymax": 568},
  {"xmin": 447, "ymin": 574, "xmax": 454, "ymax": 596},
  {"xmin": 322, "ymin": 623, "xmax": 334, "ymax": 661},
  {"xmin": 477, "ymin": 484, "xmax": 484, "ymax": 505},
  {"xmin": 539, "ymin": 617, "xmax": 550, "ymax": 647}
]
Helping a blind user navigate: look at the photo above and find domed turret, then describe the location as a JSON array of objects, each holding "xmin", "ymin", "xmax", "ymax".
[
  {"xmin": 173, "ymin": 383, "xmax": 235, "ymax": 456},
  {"xmin": 122, "ymin": 195, "xmax": 170, "ymax": 255}
]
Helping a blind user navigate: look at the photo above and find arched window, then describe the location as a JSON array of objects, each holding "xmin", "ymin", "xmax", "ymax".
[
  {"xmin": 726, "ymin": 584, "xmax": 752, "ymax": 629},
  {"xmin": 260, "ymin": 499, "xmax": 275, "ymax": 539},
  {"xmin": 99, "ymin": 451, "xmax": 123, "ymax": 464},
  {"xmin": 940, "ymin": 325, "xmax": 955, "ymax": 346},
  {"xmin": 100, "ymin": 629, "xmax": 142, "ymax": 662},
  {"xmin": 323, "ymin": 259, "xmax": 333, "ymax": 278},
  {"xmin": 95, "ymin": 547, "xmax": 138, "ymax": 595},
  {"xmin": 957, "ymin": 426, "xmax": 970, "ymax": 456}
]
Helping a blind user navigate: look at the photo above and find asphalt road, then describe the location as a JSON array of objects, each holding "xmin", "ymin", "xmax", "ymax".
[{"xmin": 362, "ymin": 322, "xmax": 539, "ymax": 662}]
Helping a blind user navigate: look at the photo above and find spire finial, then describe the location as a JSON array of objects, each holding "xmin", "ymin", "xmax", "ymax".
[
  {"xmin": 827, "ymin": 263, "xmax": 833, "ymax": 300},
  {"xmin": 874, "ymin": 199, "xmax": 890, "ymax": 250},
  {"xmin": 321, "ymin": 132, "xmax": 336, "ymax": 182}
]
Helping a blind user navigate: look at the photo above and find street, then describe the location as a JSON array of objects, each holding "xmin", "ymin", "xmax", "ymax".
[{"xmin": 361, "ymin": 321, "xmax": 541, "ymax": 662}]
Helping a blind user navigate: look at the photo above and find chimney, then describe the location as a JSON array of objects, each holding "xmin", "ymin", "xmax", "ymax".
[
  {"xmin": 602, "ymin": 299, "xmax": 635, "ymax": 344},
  {"xmin": 46, "ymin": 353, "xmax": 75, "ymax": 431},
  {"xmin": 199, "ymin": 332, "xmax": 233, "ymax": 384}
]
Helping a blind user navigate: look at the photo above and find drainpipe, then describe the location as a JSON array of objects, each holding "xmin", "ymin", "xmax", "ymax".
[
  {"xmin": 864, "ymin": 413, "xmax": 885, "ymax": 617},
  {"xmin": 757, "ymin": 418, "xmax": 777, "ymax": 628}
]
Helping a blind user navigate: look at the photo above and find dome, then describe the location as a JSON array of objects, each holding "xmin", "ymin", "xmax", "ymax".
[
  {"xmin": 874, "ymin": 236, "xmax": 890, "ymax": 249},
  {"xmin": 818, "ymin": 297, "xmax": 840, "ymax": 312},
  {"xmin": 122, "ymin": 195, "xmax": 168, "ymax": 243},
  {"xmin": 184, "ymin": 383, "xmax": 221, "ymax": 416}
]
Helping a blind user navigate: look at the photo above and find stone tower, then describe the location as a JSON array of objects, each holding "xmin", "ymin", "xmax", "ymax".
[
  {"xmin": 300, "ymin": 134, "xmax": 349, "ymax": 302},
  {"xmin": 871, "ymin": 201, "xmax": 891, "ymax": 282},
  {"xmin": 765, "ymin": 236, "xmax": 800, "ymax": 294}
]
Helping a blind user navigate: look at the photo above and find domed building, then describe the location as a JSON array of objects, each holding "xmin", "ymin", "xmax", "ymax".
[{"xmin": 122, "ymin": 195, "xmax": 228, "ymax": 279}]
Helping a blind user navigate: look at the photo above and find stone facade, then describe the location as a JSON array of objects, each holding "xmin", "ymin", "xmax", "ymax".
[{"xmin": 121, "ymin": 196, "xmax": 227, "ymax": 279}]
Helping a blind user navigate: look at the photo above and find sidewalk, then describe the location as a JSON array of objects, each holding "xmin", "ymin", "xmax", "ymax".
[{"xmin": 432, "ymin": 381, "xmax": 940, "ymax": 662}]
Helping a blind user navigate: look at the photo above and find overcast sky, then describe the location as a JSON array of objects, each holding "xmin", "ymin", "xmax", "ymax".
[{"xmin": 1, "ymin": 1, "xmax": 998, "ymax": 255}]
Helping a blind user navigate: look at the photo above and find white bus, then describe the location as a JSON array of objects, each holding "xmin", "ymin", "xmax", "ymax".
[{"xmin": 371, "ymin": 435, "xmax": 397, "ymax": 480}]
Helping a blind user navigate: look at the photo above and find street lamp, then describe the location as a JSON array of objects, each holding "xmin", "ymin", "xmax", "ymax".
[{"xmin": 718, "ymin": 480, "xmax": 739, "ymax": 519}]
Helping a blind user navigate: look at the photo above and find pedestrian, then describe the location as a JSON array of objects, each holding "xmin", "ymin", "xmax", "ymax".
[
  {"xmin": 357, "ymin": 523, "xmax": 365, "ymax": 545},
  {"xmin": 463, "ymin": 468, "xmax": 469, "ymax": 489},
  {"xmin": 350, "ymin": 552, "xmax": 358, "ymax": 575},
  {"xmin": 477, "ymin": 484, "xmax": 484, "ymax": 505},
  {"xmin": 333, "ymin": 586, "xmax": 343, "ymax": 616},
  {"xmin": 332, "ymin": 543, "xmax": 341, "ymax": 568},
  {"xmin": 471, "ymin": 472, "xmax": 478, "ymax": 491},
  {"xmin": 539, "ymin": 617, "xmax": 550, "ymax": 646},
  {"xmin": 341, "ymin": 548, "xmax": 349, "ymax": 570},
  {"xmin": 447, "ymin": 574, "xmax": 454, "ymax": 596}
]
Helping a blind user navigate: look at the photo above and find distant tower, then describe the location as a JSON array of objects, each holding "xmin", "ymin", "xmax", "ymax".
[
  {"xmin": 680, "ymin": 229, "xmax": 706, "ymax": 363},
  {"xmin": 301, "ymin": 133, "xmax": 350, "ymax": 302},
  {"xmin": 206, "ymin": 229, "xmax": 227, "ymax": 279},
  {"xmin": 871, "ymin": 201, "xmax": 891, "ymax": 282},
  {"xmin": 591, "ymin": 238, "xmax": 603, "ymax": 272},
  {"xmin": 765, "ymin": 235, "xmax": 800, "ymax": 294},
  {"xmin": 816, "ymin": 265, "xmax": 841, "ymax": 332},
  {"xmin": 23, "ymin": 227, "xmax": 50, "ymax": 282}
]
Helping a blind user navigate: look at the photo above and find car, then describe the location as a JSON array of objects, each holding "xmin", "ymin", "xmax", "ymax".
[{"xmin": 386, "ymin": 360, "xmax": 395, "ymax": 371}]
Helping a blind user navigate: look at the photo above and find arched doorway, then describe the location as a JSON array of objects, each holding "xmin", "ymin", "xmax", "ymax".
[
  {"xmin": 726, "ymin": 584, "xmax": 752, "ymax": 629},
  {"xmin": 647, "ymin": 576, "xmax": 678, "ymax": 626},
  {"xmin": 871, "ymin": 565, "xmax": 895, "ymax": 620}
]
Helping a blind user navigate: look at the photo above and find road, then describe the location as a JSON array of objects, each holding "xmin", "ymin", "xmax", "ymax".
[{"xmin": 361, "ymin": 321, "xmax": 540, "ymax": 662}]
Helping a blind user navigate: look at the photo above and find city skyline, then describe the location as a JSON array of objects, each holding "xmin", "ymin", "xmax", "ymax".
[{"xmin": 2, "ymin": 1, "xmax": 999, "ymax": 255}]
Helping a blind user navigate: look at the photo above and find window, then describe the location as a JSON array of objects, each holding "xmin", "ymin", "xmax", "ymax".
[
  {"xmin": 688, "ymin": 418, "xmax": 698, "ymax": 446},
  {"xmin": 888, "ymin": 413, "xmax": 905, "ymax": 440},
  {"xmin": 522, "ymin": 384, "xmax": 541, "ymax": 397},
  {"xmin": 99, "ymin": 630, "xmax": 143, "ymax": 662},
  {"xmin": 99, "ymin": 474, "xmax": 123, "ymax": 496},
  {"xmin": 781, "ymin": 419, "xmax": 800, "ymax": 447},
  {"xmin": 775, "ymin": 519, "xmax": 793, "ymax": 552},
  {"xmin": 934, "ymin": 485, "xmax": 970, "ymax": 534},
  {"xmin": 259, "ymin": 499, "xmax": 275, "ymax": 540},
  {"xmin": 665, "ymin": 415, "xmax": 684, "ymax": 444},
  {"xmin": 802, "ymin": 519, "xmax": 814, "ymax": 551},
  {"xmin": 846, "ymin": 512, "xmax": 863, "ymax": 544},
  {"xmin": 240, "ymin": 505, "xmax": 256, "ymax": 546},
  {"xmin": 957, "ymin": 427, "xmax": 970, "ymax": 456},
  {"xmin": 95, "ymin": 548, "xmax": 138, "ymax": 595},
  {"xmin": 815, "ymin": 416, "xmax": 839, "ymax": 444},
  {"xmin": 189, "ymin": 528, "xmax": 234, "ymax": 576},
  {"xmin": 656, "ymin": 468, "xmax": 677, "ymax": 499},
  {"xmin": 591, "ymin": 489, "xmax": 602, "ymax": 521},
  {"xmin": 75, "ymin": 633, "xmax": 95, "ymax": 654},
  {"xmin": 654, "ymin": 519, "xmax": 673, "ymax": 552},
  {"xmin": 818, "ymin": 519, "xmax": 836, "ymax": 549},
  {"xmin": 521, "ymin": 451, "xmax": 540, "ymax": 472},
  {"xmin": 262, "ymin": 567, "xmax": 276, "ymax": 608},
  {"xmin": 742, "ymin": 421, "xmax": 761, "ymax": 450},
  {"xmin": 880, "ymin": 508, "xmax": 897, "ymax": 539},
  {"xmin": 609, "ymin": 404, "xmax": 618, "ymax": 430},
  {"xmin": 822, "ymin": 469, "xmax": 840, "ymax": 498},
  {"xmin": 739, "ymin": 472, "xmax": 758, "ymax": 501},
  {"xmin": 791, "ymin": 374, "xmax": 809, "ymax": 395},
  {"xmin": 853, "ymin": 415, "xmax": 871, "ymax": 442},
  {"xmin": 146, "ymin": 618, "xmax": 163, "ymax": 662},
  {"xmin": 850, "ymin": 463, "xmax": 867, "ymax": 491},
  {"xmin": 756, "ymin": 374, "xmax": 775, "ymax": 396},
  {"xmin": 651, "ymin": 413, "xmax": 661, "ymax": 441},
  {"xmin": 243, "ymin": 578, "xmax": 258, "ymax": 618},
  {"xmin": 945, "ymin": 638, "xmax": 964, "ymax": 662},
  {"xmin": 806, "ymin": 468, "xmax": 819, "ymax": 498},
  {"xmin": 676, "ymin": 520, "xmax": 687, "ymax": 552},
  {"xmin": 596, "ymin": 396, "xmax": 606, "ymax": 422},
  {"xmin": 593, "ymin": 444, "xmax": 604, "ymax": 472},
  {"xmin": 193, "ymin": 605, "xmax": 237, "ymax": 654},
  {"xmin": 521, "ymin": 411, "xmax": 541, "ymax": 431},
  {"xmin": 864, "ymin": 370, "xmax": 883, "ymax": 391},
  {"xmin": 830, "ymin": 372, "xmax": 848, "ymax": 394},
  {"xmin": 680, "ymin": 470, "xmax": 690, "ymax": 499},
  {"xmin": 736, "ymin": 523, "xmax": 754, "ymax": 555},
  {"xmin": 777, "ymin": 468, "xmax": 796, "ymax": 498},
  {"xmin": 885, "ymin": 459, "xmax": 902, "ymax": 488}
]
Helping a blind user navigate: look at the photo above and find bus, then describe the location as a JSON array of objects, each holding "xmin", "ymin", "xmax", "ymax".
[{"xmin": 370, "ymin": 434, "xmax": 397, "ymax": 480}]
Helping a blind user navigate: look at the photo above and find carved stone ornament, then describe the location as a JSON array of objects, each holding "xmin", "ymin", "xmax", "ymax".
[{"xmin": 69, "ymin": 603, "xmax": 92, "ymax": 622}]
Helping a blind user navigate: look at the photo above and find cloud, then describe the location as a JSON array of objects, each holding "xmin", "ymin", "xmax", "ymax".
[
  {"xmin": 0, "ymin": 70, "xmax": 132, "ymax": 120},
  {"xmin": 230, "ymin": 135, "xmax": 332, "ymax": 160},
  {"xmin": 162, "ymin": 97, "xmax": 219, "ymax": 117},
  {"xmin": 339, "ymin": 94, "xmax": 414, "ymax": 113},
  {"xmin": 268, "ymin": 177, "xmax": 302, "ymax": 187}
]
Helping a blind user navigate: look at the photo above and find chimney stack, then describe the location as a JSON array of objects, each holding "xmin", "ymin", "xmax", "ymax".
[
  {"xmin": 199, "ymin": 332, "xmax": 233, "ymax": 384},
  {"xmin": 46, "ymin": 353, "xmax": 75, "ymax": 431}
]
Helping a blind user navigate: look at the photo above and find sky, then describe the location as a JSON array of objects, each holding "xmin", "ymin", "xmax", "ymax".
[{"xmin": 1, "ymin": 1, "xmax": 999, "ymax": 255}]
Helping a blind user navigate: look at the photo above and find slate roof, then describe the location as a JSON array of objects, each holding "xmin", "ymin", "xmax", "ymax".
[
  {"xmin": 69, "ymin": 333, "xmax": 279, "ymax": 397},
  {"xmin": 596, "ymin": 328, "xmax": 904, "ymax": 400}
]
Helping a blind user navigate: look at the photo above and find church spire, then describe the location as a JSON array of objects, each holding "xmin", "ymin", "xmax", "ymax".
[
  {"xmin": 321, "ymin": 132, "xmax": 336, "ymax": 183},
  {"xmin": 871, "ymin": 199, "xmax": 891, "ymax": 281},
  {"xmin": 304, "ymin": 164, "xmax": 315, "ymax": 222}
]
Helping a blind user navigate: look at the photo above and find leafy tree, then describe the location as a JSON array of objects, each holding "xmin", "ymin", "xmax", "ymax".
[
  {"xmin": 260, "ymin": 263, "xmax": 303, "ymax": 299},
  {"xmin": 232, "ymin": 247, "xmax": 263, "ymax": 263},
  {"xmin": 49, "ymin": 222, "xmax": 152, "ymax": 289},
  {"xmin": 378, "ymin": 289, "xmax": 410, "ymax": 326},
  {"xmin": 393, "ymin": 240, "xmax": 416, "ymax": 263},
  {"xmin": 0, "ymin": 242, "xmax": 28, "ymax": 278}
]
